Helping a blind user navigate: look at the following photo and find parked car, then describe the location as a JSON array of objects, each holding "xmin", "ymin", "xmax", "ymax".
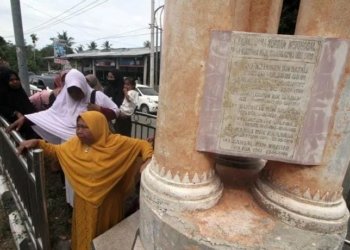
[
  {"xmin": 29, "ymin": 84, "xmax": 42, "ymax": 95},
  {"xmin": 135, "ymin": 84, "xmax": 159, "ymax": 114},
  {"xmin": 29, "ymin": 74, "xmax": 57, "ymax": 90}
]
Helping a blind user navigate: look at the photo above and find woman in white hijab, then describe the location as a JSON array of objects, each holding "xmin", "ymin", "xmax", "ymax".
[
  {"xmin": 7, "ymin": 69, "xmax": 120, "ymax": 206},
  {"xmin": 8, "ymin": 69, "xmax": 119, "ymax": 141}
]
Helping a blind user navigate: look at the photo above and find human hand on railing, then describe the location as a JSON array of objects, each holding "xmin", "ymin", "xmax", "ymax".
[
  {"xmin": 5, "ymin": 116, "xmax": 26, "ymax": 133},
  {"xmin": 14, "ymin": 111, "xmax": 24, "ymax": 119},
  {"xmin": 17, "ymin": 139, "xmax": 40, "ymax": 155},
  {"xmin": 87, "ymin": 103, "xmax": 101, "ymax": 112}
]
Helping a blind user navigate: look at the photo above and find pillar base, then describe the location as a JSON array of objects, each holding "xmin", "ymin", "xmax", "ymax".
[
  {"xmin": 141, "ymin": 159, "xmax": 223, "ymax": 212},
  {"xmin": 140, "ymin": 166, "xmax": 347, "ymax": 249},
  {"xmin": 252, "ymin": 177, "xmax": 349, "ymax": 233},
  {"xmin": 215, "ymin": 155, "xmax": 266, "ymax": 170}
]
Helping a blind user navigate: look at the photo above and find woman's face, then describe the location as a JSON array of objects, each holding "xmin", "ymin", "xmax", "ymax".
[
  {"xmin": 107, "ymin": 72, "xmax": 115, "ymax": 81},
  {"xmin": 76, "ymin": 118, "xmax": 95, "ymax": 145},
  {"xmin": 8, "ymin": 74, "xmax": 21, "ymax": 89},
  {"xmin": 67, "ymin": 86, "xmax": 85, "ymax": 101}
]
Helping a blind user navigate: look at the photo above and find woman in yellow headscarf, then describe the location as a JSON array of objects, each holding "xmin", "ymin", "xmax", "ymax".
[{"xmin": 18, "ymin": 110, "xmax": 153, "ymax": 250}]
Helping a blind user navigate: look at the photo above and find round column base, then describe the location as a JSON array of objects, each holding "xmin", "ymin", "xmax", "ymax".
[
  {"xmin": 140, "ymin": 178, "xmax": 346, "ymax": 250},
  {"xmin": 252, "ymin": 177, "xmax": 349, "ymax": 233},
  {"xmin": 141, "ymin": 159, "xmax": 223, "ymax": 212}
]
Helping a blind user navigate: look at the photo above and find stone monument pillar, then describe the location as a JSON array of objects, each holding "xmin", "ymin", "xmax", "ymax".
[
  {"xmin": 140, "ymin": 0, "xmax": 283, "ymax": 249},
  {"xmin": 252, "ymin": 0, "xmax": 350, "ymax": 234}
]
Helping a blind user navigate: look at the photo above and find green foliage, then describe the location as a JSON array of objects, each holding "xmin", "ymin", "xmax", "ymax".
[
  {"xmin": 75, "ymin": 44, "xmax": 84, "ymax": 53},
  {"xmin": 87, "ymin": 41, "xmax": 98, "ymax": 50},
  {"xmin": 0, "ymin": 199, "xmax": 16, "ymax": 249},
  {"xmin": 102, "ymin": 41, "xmax": 112, "ymax": 50},
  {"xmin": 50, "ymin": 31, "xmax": 75, "ymax": 54},
  {"xmin": 39, "ymin": 45, "xmax": 54, "ymax": 58},
  {"xmin": 0, "ymin": 33, "xmax": 69, "ymax": 73},
  {"xmin": 0, "ymin": 37, "xmax": 17, "ymax": 70},
  {"xmin": 30, "ymin": 34, "xmax": 38, "ymax": 46}
]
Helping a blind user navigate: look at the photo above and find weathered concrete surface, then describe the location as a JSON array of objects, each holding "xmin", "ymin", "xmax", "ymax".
[
  {"xmin": 252, "ymin": 0, "xmax": 350, "ymax": 234},
  {"xmin": 140, "ymin": 166, "xmax": 345, "ymax": 249},
  {"xmin": 92, "ymin": 211, "xmax": 142, "ymax": 250},
  {"xmin": 154, "ymin": 0, "xmax": 282, "ymax": 181},
  {"xmin": 197, "ymin": 31, "xmax": 349, "ymax": 165}
]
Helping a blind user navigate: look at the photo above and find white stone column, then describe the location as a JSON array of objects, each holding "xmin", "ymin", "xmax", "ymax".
[
  {"xmin": 142, "ymin": 0, "xmax": 283, "ymax": 213},
  {"xmin": 252, "ymin": 0, "xmax": 350, "ymax": 233},
  {"xmin": 140, "ymin": 0, "xmax": 283, "ymax": 249}
]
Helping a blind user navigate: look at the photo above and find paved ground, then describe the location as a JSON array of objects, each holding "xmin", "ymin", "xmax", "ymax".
[{"xmin": 344, "ymin": 219, "xmax": 350, "ymax": 250}]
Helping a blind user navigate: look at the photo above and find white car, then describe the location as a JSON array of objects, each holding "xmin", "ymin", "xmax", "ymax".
[
  {"xmin": 29, "ymin": 84, "xmax": 42, "ymax": 95},
  {"xmin": 136, "ymin": 84, "xmax": 159, "ymax": 113}
]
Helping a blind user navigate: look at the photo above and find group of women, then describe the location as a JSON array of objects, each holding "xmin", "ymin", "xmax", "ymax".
[{"xmin": 0, "ymin": 66, "xmax": 153, "ymax": 250}]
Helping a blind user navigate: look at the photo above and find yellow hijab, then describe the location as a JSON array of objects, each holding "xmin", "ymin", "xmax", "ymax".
[{"xmin": 55, "ymin": 111, "xmax": 153, "ymax": 206}]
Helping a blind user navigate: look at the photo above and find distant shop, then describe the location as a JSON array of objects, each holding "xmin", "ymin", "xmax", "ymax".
[{"xmin": 45, "ymin": 47, "xmax": 160, "ymax": 87}]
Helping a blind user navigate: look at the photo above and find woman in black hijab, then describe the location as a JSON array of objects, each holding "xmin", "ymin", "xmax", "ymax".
[
  {"xmin": 103, "ymin": 70, "xmax": 124, "ymax": 107},
  {"xmin": 0, "ymin": 66, "xmax": 38, "ymax": 138}
]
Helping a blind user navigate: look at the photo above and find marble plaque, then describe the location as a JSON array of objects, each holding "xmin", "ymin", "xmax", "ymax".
[{"xmin": 197, "ymin": 31, "xmax": 349, "ymax": 165}]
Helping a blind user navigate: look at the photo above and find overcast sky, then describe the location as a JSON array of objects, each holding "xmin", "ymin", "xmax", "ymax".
[{"xmin": 0, "ymin": 0, "xmax": 164, "ymax": 50}]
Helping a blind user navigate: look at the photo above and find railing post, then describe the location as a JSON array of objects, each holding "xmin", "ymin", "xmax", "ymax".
[{"xmin": 32, "ymin": 149, "xmax": 50, "ymax": 250}]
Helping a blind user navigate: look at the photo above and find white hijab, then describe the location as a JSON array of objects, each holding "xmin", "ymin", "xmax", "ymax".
[{"xmin": 26, "ymin": 69, "xmax": 118, "ymax": 142}]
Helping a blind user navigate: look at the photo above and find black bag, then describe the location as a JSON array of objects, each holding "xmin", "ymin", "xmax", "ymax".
[{"xmin": 90, "ymin": 90, "xmax": 97, "ymax": 104}]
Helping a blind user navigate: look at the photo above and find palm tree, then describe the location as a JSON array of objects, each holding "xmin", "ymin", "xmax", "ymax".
[
  {"xmin": 51, "ymin": 31, "xmax": 74, "ymax": 54},
  {"xmin": 143, "ymin": 40, "xmax": 151, "ymax": 48},
  {"xmin": 102, "ymin": 41, "xmax": 112, "ymax": 51},
  {"xmin": 75, "ymin": 45, "xmax": 84, "ymax": 53},
  {"xmin": 87, "ymin": 41, "xmax": 98, "ymax": 50},
  {"xmin": 30, "ymin": 33, "xmax": 38, "ymax": 62}
]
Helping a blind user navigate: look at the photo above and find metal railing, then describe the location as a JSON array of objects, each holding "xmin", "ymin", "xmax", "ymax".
[
  {"xmin": 0, "ymin": 111, "xmax": 156, "ymax": 250},
  {"xmin": 0, "ymin": 116, "xmax": 50, "ymax": 250},
  {"xmin": 131, "ymin": 111, "xmax": 157, "ymax": 140}
]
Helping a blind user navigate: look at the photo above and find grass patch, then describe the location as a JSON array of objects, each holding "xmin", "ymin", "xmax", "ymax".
[
  {"xmin": 45, "ymin": 167, "xmax": 72, "ymax": 247},
  {"xmin": 0, "ymin": 200, "xmax": 16, "ymax": 250}
]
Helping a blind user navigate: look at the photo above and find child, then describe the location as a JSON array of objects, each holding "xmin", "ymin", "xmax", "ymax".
[{"xmin": 114, "ymin": 77, "xmax": 139, "ymax": 136}]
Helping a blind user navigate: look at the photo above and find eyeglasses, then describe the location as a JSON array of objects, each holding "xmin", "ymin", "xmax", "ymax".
[{"xmin": 76, "ymin": 124, "xmax": 89, "ymax": 129}]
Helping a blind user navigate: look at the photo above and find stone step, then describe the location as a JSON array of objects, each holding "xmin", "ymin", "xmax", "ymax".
[{"xmin": 92, "ymin": 210, "xmax": 144, "ymax": 250}]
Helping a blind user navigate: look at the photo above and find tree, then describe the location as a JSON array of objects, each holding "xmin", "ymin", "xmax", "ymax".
[
  {"xmin": 87, "ymin": 41, "xmax": 97, "ymax": 50},
  {"xmin": 143, "ymin": 40, "xmax": 151, "ymax": 48},
  {"xmin": 30, "ymin": 33, "xmax": 38, "ymax": 63},
  {"xmin": 102, "ymin": 41, "xmax": 112, "ymax": 51},
  {"xmin": 75, "ymin": 44, "xmax": 84, "ymax": 53},
  {"xmin": 51, "ymin": 31, "xmax": 74, "ymax": 54},
  {"xmin": 0, "ymin": 37, "xmax": 17, "ymax": 70},
  {"xmin": 30, "ymin": 34, "xmax": 38, "ymax": 47},
  {"xmin": 38, "ymin": 45, "xmax": 61, "ymax": 71}
]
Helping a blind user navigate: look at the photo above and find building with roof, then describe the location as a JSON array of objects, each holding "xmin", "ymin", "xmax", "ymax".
[{"xmin": 46, "ymin": 47, "xmax": 161, "ymax": 88}]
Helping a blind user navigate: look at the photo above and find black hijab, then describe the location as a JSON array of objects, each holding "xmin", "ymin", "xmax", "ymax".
[
  {"xmin": 103, "ymin": 70, "xmax": 124, "ymax": 107},
  {"xmin": 0, "ymin": 66, "xmax": 36, "ymax": 122}
]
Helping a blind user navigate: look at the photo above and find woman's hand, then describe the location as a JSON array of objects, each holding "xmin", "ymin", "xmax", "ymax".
[
  {"xmin": 17, "ymin": 139, "xmax": 40, "ymax": 155},
  {"xmin": 15, "ymin": 111, "xmax": 24, "ymax": 119},
  {"xmin": 87, "ymin": 103, "xmax": 101, "ymax": 111},
  {"xmin": 123, "ymin": 87, "xmax": 128, "ymax": 95},
  {"xmin": 6, "ymin": 116, "xmax": 26, "ymax": 133},
  {"xmin": 140, "ymin": 158, "xmax": 151, "ymax": 172}
]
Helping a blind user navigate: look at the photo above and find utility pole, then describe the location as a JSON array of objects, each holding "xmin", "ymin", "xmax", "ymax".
[
  {"xmin": 150, "ymin": 0, "xmax": 155, "ymax": 88},
  {"xmin": 10, "ymin": 0, "xmax": 30, "ymax": 95},
  {"xmin": 154, "ymin": 5, "xmax": 164, "ymax": 91}
]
